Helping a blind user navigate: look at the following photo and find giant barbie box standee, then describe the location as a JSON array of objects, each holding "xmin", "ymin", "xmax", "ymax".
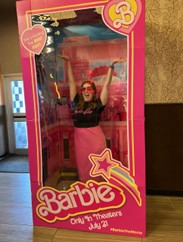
[{"xmin": 16, "ymin": 0, "xmax": 145, "ymax": 237}]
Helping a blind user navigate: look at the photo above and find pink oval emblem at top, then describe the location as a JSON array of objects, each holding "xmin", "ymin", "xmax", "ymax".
[{"xmin": 102, "ymin": 0, "xmax": 142, "ymax": 35}]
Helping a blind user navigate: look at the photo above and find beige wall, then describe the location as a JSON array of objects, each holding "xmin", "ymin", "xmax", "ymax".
[
  {"xmin": 145, "ymin": 1, "xmax": 183, "ymax": 104},
  {"xmin": 0, "ymin": 7, "xmax": 21, "ymax": 74},
  {"xmin": 0, "ymin": 1, "xmax": 183, "ymax": 103}
]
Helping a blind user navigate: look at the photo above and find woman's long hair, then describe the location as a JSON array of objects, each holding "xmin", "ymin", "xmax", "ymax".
[{"xmin": 77, "ymin": 81, "xmax": 98, "ymax": 110}]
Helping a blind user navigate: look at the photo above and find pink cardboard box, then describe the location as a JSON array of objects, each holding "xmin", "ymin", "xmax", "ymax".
[{"xmin": 16, "ymin": 0, "xmax": 146, "ymax": 237}]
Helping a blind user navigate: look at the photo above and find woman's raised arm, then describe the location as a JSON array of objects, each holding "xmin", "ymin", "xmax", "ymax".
[
  {"xmin": 100, "ymin": 57, "xmax": 126, "ymax": 105},
  {"xmin": 58, "ymin": 55, "xmax": 77, "ymax": 101}
]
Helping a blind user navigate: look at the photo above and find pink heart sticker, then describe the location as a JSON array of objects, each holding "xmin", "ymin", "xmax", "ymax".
[
  {"xmin": 21, "ymin": 25, "xmax": 47, "ymax": 55},
  {"xmin": 102, "ymin": 0, "xmax": 142, "ymax": 35}
]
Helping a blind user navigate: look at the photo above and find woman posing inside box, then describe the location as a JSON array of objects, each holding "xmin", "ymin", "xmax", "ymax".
[{"xmin": 61, "ymin": 55, "xmax": 125, "ymax": 182}]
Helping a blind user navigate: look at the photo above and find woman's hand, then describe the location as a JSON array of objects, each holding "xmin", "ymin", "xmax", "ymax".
[
  {"xmin": 57, "ymin": 55, "xmax": 71, "ymax": 62},
  {"xmin": 111, "ymin": 57, "xmax": 127, "ymax": 66}
]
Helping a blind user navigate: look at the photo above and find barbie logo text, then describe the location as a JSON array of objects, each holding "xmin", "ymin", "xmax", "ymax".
[
  {"xmin": 36, "ymin": 181, "xmax": 125, "ymax": 223},
  {"xmin": 102, "ymin": 0, "xmax": 142, "ymax": 34},
  {"xmin": 113, "ymin": 2, "xmax": 135, "ymax": 28}
]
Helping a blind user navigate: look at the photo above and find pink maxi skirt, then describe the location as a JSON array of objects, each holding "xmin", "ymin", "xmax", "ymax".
[{"xmin": 74, "ymin": 125, "xmax": 106, "ymax": 183}]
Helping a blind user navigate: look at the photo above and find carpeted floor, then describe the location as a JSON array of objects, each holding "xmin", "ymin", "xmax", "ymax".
[{"xmin": 0, "ymin": 154, "xmax": 29, "ymax": 173}]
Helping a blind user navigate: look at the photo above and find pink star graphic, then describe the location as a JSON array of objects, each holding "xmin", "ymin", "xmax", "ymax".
[{"xmin": 89, "ymin": 148, "xmax": 120, "ymax": 179}]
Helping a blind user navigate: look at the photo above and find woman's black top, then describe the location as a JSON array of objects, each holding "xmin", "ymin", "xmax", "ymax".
[{"xmin": 71, "ymin": 93, "xmax": 105, "ymax": 128}]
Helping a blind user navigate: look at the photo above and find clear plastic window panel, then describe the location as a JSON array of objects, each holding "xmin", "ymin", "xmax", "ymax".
[
  {"xmin": 14, "ymin": 121, "xmax": 28, "ymax": 149},
  {"xmin": 11, "ymin": 80, "xmax": 26, "ymax": 114}
]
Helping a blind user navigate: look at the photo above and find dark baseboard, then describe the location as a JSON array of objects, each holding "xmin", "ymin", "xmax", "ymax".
[
  {"xmin": 145, "ymin": 103, "xmax": 183, "ymax": 192},
  {"xmin": 0, "ymin": 152, "xmax": 9, "ymax": 160},
  {"xmin": 146, "ymin": 189, "xmax": 183, "ymax": 197}
]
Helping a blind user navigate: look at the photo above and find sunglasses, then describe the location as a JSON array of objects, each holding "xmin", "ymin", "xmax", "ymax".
[{"xmin": 80, "ymin": 86, "xmax": 94, "ymax": 93}]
